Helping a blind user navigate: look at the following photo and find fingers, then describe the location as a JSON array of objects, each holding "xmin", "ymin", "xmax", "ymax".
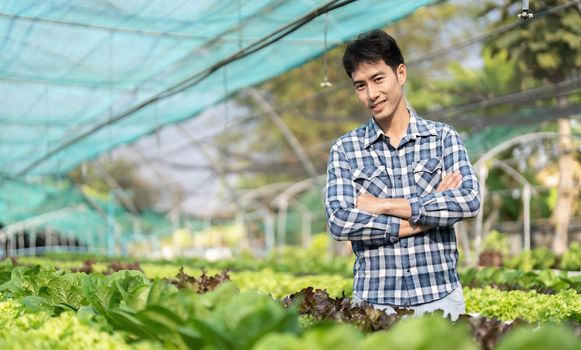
[
  {"xmin": 356, "ymin": 192, "xmax": 371, "ymax": 207},
  {"xmin": 436, "ymin": 173, "xmax": 452, "ymax": 191},
  {"xmin": 437, "ymin": 173, "xmax": 453, "ymax": 191},
  {"xmin": 448, "ymin": 171, "xmax": 461, "ymax": 188},
  {"xmin": 437, "ymin": 171, "xmax": 462, "ymax": 192}
]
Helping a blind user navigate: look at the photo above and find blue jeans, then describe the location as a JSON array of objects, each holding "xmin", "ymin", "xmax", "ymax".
[{"xmin": 351, "ymin": 287, "xmax": 466, "ymax": 321}]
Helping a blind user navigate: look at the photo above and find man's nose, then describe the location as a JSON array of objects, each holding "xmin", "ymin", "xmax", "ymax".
[{"xmin": 367, "ymin": 84, "xmax": 379, "ymax": 101}]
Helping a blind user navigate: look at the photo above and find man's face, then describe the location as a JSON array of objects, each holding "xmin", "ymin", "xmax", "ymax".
[{"xmin": 351, "ymin": 60, "xmax": 406, "ymax": 122}]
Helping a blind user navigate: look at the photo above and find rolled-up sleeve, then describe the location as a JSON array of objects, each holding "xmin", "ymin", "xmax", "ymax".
[
  {"xmin": 409, "ymin": 127, "xmax": 481, "ymax": 227},
  {"xmin": 325, "ymin": 143, "xmax": 401, "ymax": 245}
]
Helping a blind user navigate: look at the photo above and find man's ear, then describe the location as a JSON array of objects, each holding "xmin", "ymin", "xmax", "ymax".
[{"xmin": 397, "ymin": 63, "xmax": 407, "ymax": 85}]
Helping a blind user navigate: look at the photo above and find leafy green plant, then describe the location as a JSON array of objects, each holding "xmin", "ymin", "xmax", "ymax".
[
  {"xmin": 505, "ymin": 247, "xmax": 566, "ymax": 271},
  {"xmin": 464, "ymin": 287, "xmax": 581, "ymax": 323},
  {"xmin": 505, "ymin": 250, "xmax": 536, "ymax": 271},
  {"xmin": 254, "ymin": 323, "xmax": 364, "ymax": 350},
  {"xmin": 0, "ymin": 299, "xmax": 160, "ymax": 350},
  {"xmin": 482, "ymin": 230, "xmax": 510, "ymax": 256},
  {"xmin": 460, "ymin": 267, "xmax": 581, "ymax": 293},
  {"xmin": 531, "ymin": 248, "xmax": 557, "ymax": 270},
  {"xmin": 560, "ymin": 242, "xmax": 581, "ymax": 271},
  {"xmin": 496, "ymin": 323, "xmax": 580, "ymax": 350},
  {"xmin": 1, "ymin": 260, "xmax": 580, "ymax": 349},
  {"xmin": 255, "ymin": 316, "xmax": 480, "ymax": 350}
]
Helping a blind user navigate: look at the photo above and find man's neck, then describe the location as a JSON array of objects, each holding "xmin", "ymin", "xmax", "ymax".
[{"xmin": 376, "ymin": 102, "xmax": 410, "ymax": 144}]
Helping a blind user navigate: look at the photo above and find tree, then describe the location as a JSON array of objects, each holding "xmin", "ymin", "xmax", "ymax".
[
  {"xmin": 70, "ymin": 158, "xmax": 160, "ymax": 213},
  {"xmin": 482, "ymin": 0, "xmax": 581, "ymax": 254},
  {"xmin": 222, "ymin": 1, "xmax": 470, "ymax": 189}
]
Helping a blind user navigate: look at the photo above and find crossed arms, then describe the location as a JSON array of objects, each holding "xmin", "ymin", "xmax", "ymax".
[
  {"xmin": 325, "ymin": 129, "xmax": 481, "ymax": 245},
  {"xmin": 356, "ymin": 172, "xmax": 462, "ymax": 238}
]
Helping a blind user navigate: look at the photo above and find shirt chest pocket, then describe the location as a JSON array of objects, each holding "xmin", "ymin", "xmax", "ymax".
[
  {"xmin": 352, "ymin": 165, "xmax": 389, "ymax": 198},
  {"xmin": 413, "ymin": 158, "xmax": 442, "ymax": 196}
]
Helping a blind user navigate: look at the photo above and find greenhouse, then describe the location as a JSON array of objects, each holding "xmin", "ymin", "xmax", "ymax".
[{"xmin": 0, "ymin": 0, "xmax": 580, "ymax": 349}]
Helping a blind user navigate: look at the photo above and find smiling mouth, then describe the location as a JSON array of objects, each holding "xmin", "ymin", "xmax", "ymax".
[{"xmin": 370, "ymin": 99, "xmax": 386, "ymax": 111}]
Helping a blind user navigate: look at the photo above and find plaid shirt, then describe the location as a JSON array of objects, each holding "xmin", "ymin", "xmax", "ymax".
[{"xmin": 325, "ymin": 110, "xmax": 480, "ymax": 306}]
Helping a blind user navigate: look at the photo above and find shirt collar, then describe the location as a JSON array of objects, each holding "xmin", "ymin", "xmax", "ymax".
[
  {"xmin": 408, "ymin": 108, "xmax": 437, "ymax": 138},
  {"xmin": 363, "ymin": 108, "xmax": 436, "ymax": 149},
  {"xmin": 363, "ymin": 117, "xmax": 384, "ymax": 149}
]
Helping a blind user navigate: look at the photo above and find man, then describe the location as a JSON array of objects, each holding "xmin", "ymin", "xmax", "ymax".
[{"xmin": 325, "ymin": 30, "xmax": 481, "ymax": 321}]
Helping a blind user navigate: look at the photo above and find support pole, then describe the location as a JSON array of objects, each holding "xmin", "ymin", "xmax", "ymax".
[
  {"xmin": 523, "ymin": 184, "xmax": 531, "ymax": 251},
  {"xmin": 474, "ymin": 164, "xmax": 488, "ymax": 261},
  {"xmin": 277, "ymin": 200, "xmax": 288, "ymax": 249}
]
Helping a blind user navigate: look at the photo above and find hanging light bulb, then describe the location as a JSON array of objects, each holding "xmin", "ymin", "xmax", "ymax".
[
  {"xmin": 320, "ymin": 77, "xmax": 333, "ymax": 88},
  {"xmin": 517, "ymin": 0, "xmax": 533, "ymax": 19},
  {"xmin": 320, "ymin": 13, "xmax": 333, "ymax": 88}
]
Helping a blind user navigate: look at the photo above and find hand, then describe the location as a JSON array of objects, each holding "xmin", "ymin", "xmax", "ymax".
[
  {"xmin": 436, "ymin": 171, "xmax": 462, "ymax": 192},
  {"xmin": 356, "ymin": 193, "xmax": 386, "ymax": 215}
]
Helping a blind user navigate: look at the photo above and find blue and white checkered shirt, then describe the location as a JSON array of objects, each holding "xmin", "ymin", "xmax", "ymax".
[{"xmin": 325, "ymin": 110, "xmax": 480, "ymax": 306}]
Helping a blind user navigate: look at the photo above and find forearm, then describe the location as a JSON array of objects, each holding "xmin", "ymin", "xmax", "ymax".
[
  {"xmin": 408, "ymin": 127, "xmax": 481, "ymax": 226},
  {"xmin": 409, "ymin": 187, "xmax": 480, "ymax": 226},
  {"xmin": 327, "ymin": 207, "xmax": 401, "ymax": 245},
  {"xmin": 352, "ymin": 196, "xmax": 430, "ymax": 238},
  {"xmin": 398, "ymin": 220, "xmax": 431, "ymax": 238},
  {"xmin": 381, "ymin": 198, "xmax": 412, "ymax": 219},
  {"xmin": 357, "ymin": 186, "xmax": 479, "ymax": 230}
]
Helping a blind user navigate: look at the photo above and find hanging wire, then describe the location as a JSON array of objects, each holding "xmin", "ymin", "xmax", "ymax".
[
  {"xmin": 107, "ymin": 30, "xmax": 114, "ymax": 163},
  {"xmin": 44, "ymin": 85, "xmax": 51, "ymax": 177},
  {"xmin": 16, "ymin": 0, "xmax": 580, "ymax": 178},
  {"xmin": 237, "ymin": 0, "xmax": 244, "ymax": 50},
  {"xmin": 223, "ymin": 66, "xmax": 231, "ymax": 128},
  {"xmin": 155, "ymin": 100, "xmax": 161, "ymax": 151},
  {"xmin": 320, "ymin": 13, "xmax": 332, "ymax": 88},
  {"xmin": 6, "ymin": 0, "xmax": 407, "ymax": 178}
]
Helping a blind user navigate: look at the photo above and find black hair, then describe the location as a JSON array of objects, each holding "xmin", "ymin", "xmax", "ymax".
[{"xmin": 342, "ymin": 29, "xmax": 405, "ymax": 78}]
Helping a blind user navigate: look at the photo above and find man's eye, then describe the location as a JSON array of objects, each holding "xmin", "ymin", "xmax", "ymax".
[
  {"xmin": 375, "ymin": 77, "xmax": 383, "ymax": 83},
  {"xmin": 355, "ymin": 84, "xmax": 365, "ymax": 91}
]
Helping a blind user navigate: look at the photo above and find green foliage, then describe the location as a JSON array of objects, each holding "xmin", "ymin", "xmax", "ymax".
[
  {"xmin": 228, "ymin": 2, "xmax": 475, "ymax": 188},
  {"xmin": 464, "ymin": 287, "xmax": 581, "ymax": 322},
  {"xmin": 0, "ymin": 264, "xmax": 86, "ymax": 315},
  {"xmin": 560, "ymin": 242, "xmax": 581, "ymax": 271},
  {"xmin": 1, "ymin": 258, "xmax": 581, "ymax": 349},
  {"xmin": 505, "ymin": 247, "xmax": 561, "ymax": 271},
  {"xmin": 460, "ymin": 267, "xmax": 581, "ymax": 293},
  {"xmin": 0, "ymin": 299, "xmax": 160, "ymax": 350},
  {"xmin": 256, "ymin": 316, "xmax": 479, "ymax": 350},
  {"xmin": 531, "ymin": 247, "xmax": 557, "ymax": 269},
  {"xmin": 69, "ymin": 158, "xmax": 160, "ymax": 212},
  {"xmin": 0, "ymin": 259, "xmax": 13, "ymax": 285},
  {"xmin": 482, "ymin": 230, "xmax": 510, "ymax": 255},
  {"xmin": 364, "ymin": 316, "xmax": 478, "ymax": 350},
  {"xmin": 183, "ymin": 283, "xmax": 301, "ymax": 350},
  {"xmin": 496, "ymin": 323, "xmax": 580, "ymax": 350},
  {"xmin": 483, "ymin": 0, "xmax": 581, "ymax": 83},
  {"xmin": 0, "ymin": 263, "xmax": 303, "ymax": 350},
  {"xmin": 232, "ymin": 269, "xmax": 352, "ymax": 299},
  {"xmin": 504, "ymin": 251, "xmax": 535, "ymax": 271},
  {"xmin": 254, "ymin": 323, "xmax": 364, "ymax": 350},
  {"xmin": 263, "ymin": 234, "xmax": 354, "ymax": 276}
]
